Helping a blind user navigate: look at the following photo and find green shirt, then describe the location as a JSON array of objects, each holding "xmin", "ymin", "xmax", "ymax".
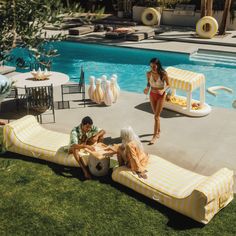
[{"xmin": 69, "ymin": 124, "xmax": 100, "ymax": 147}]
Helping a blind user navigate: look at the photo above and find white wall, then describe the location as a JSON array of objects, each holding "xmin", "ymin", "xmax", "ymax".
[
  {"xmin": 133, "ymin": 6, "xmax": 162, "ymax": 22},
  {"xmin": 161, "ymin": 9, "xmax": 200, "ymax": 26},
  {"xmin": 133, "ymin": 6, "xmax": 236, "ymax": 30}
]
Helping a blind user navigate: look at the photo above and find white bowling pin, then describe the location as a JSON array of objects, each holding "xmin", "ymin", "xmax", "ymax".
[
  {"xmin": 104, "ymin": 80, "xmax": 113, "ymax": 106},
  {"xmin": 88, "ymin": 76, "xmax": 96, "ymax": 101},
  {"xmin": 111, "ymin": 74, "xmax": 117, "ymax": 79},
  {"xmin": 93, "ymin": 78, "xmax": 104, "ymax": 104},
  {"xmin": 101, "ymin": 75, "xmax": 107, "ymax": 93},
  {"xmin": 110, "ymin": 76, "xmax": 120, "ymax": 103},
  {"xmin": 111, "ymin": 74, "xmax": 120, "ymax": 92},
  {"xmin": 44, "ymin": 68, "xmax": 48, "ymax": 76}
]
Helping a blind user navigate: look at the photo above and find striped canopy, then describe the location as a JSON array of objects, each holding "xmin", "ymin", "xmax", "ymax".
[{"xmin": 166, "ymin": 67, "xmax": 205, "ymax": 92}]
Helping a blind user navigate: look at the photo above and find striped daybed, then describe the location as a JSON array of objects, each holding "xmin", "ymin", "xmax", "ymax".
[
  {"xmin": 2, "ymin": 115, "xmax": 89, "ymax": 166},
  {"xmin": 164, "ymin": 67, "xmax": 211, "ymax": 116},
  {"xmin": 112, "ymin": 155, "xmax": 234, "ymax": 224}
]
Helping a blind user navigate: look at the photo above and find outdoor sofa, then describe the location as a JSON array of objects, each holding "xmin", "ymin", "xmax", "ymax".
[
  {"xmin": 112, "ymin": 155, "xmax": 234, "ymax": 224},
  {"xmin": 2, "ymin": 115, "xmax": 88, "ymax": 166}
]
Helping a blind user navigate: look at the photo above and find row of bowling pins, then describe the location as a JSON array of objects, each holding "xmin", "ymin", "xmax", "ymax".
[{"xmin": 88, "ymin": 74, "xmax": 120, "ymax": 106}]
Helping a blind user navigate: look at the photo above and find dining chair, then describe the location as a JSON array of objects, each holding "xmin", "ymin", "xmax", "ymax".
[
  {"xmin": 25, "ymin": 84, "xmax": 55, "ymax": 123},
  {"xmin": 61, "ymin": 67, "xmax": 85, "ymax": 108},
  {"xmin": 4, "ymin": 87, "xmax": 25, "ymax": 110},
  {"xmin": 5, "ymin": 87, "xmax": 19, "ymax": 108}
]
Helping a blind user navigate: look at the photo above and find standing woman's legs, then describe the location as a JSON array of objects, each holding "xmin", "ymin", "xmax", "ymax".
[
  {"xmin": 149, "ymin": 93, "xmax": 157, "ymax": 114},
  {"xmin": 149, "ymin": 93, "xmax": 158, "ymax": 144},
  {"xmin": 154, "ymin": 94, "xmax": 166, "ymax": 136},
  {"xmin": 149, "ymin": 93, "xmax": 166, "ymax": 144}
]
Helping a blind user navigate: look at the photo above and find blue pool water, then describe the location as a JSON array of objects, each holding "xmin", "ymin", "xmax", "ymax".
[{"xmin": 17, "ymin": 41, "xmax": 236, "ymax": 109}]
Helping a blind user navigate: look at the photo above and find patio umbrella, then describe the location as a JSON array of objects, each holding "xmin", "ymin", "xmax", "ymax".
[{"xmin": 80, "ymin": 66, "xmax": 85, "ymax": 85}]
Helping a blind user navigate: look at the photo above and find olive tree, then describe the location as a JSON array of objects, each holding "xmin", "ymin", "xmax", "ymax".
[{"xmin": 0, "ymin": 0, "xmax": 74, "ymax": 69}]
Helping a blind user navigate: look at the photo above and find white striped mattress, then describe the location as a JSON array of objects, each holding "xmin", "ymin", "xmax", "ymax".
[
  {"xmin": 3, "ymin": 115, "xmax": 89, "ymax": 166},
  {"xmin": 112, "ymin": 155, "xmax": 234, "ymax": 224}
]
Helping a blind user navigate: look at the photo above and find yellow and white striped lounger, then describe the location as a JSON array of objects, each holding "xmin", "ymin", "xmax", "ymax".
[
  {"xmin": 2, "ymin": 115, "xmax": 89, "ymax": 166},
  {"xmin": 164, "ymin": 67, "xmax": 211, "ymax": 117},
  {"xmin": 112, "ymin": 155, "xmax": 234, "ymax": 224}
]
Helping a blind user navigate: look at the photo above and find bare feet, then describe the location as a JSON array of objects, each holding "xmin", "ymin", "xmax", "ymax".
[
  {"xmin": 137, "ymin": 171, "xmax": 147, "ymax": 179},
  {"xmin": 148, "ymin": 133, "xmax": 160, "ymax": 145}
]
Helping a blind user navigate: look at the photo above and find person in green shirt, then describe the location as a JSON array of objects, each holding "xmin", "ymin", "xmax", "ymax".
[{"xmin": 69, "ymin": 116, "xmax": 105, "ymax": 179}]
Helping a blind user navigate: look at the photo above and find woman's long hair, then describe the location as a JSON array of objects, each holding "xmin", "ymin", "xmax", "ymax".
[
  {"xmin": 150, "ymin": 57, "xmax": 166, "ymax": 81},
  {"xmin": 120, "ymin": 126, "xmax": 143, "ymax": 152}
]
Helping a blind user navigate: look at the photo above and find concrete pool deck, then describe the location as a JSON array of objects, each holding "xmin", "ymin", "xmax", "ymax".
[
  {"xmin": 3, "ymin": 78, "xmax": 236, "ymax": 193},
  {"xmin": 4, "ymin": 28, "xmax": 236, "ymax": 192},
  {"xmin": 52, "ymin": 89, "xmax": 236, "ymax": 193},
  {"xmin": 48, "ymin": 26, "xmax": 236, "ymax": 53}
]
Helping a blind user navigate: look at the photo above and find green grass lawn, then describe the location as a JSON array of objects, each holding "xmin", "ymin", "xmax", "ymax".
[{"xmin": 0, "ymin": 152, "xmax": 235, "ymax": 236}]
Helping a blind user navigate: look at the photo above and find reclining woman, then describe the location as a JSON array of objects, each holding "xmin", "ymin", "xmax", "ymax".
[
  {"xmin": 69, "ymin": 116, "xmax": 105, "ymax": 179},
  {"xmin": 111, "ymin": 126, "xmax": 149, "ymax": 179}
]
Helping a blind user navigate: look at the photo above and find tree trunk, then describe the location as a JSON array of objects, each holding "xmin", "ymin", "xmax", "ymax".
[
  {"xmin": 66, "ymin": 0, "xmax": 70, "ymax": 8},
  {"xmin": 219, "ymin": 0, "xmax": 232, "ymax": 35},
  {"xmin": 201, "ymin": 0, "xmax": 207, "ymax": 18},
  {"xmin": 12, "ymin": 0, "xmax": 17, "ymax": 48},
  {"xmin": 206, "ymin": 0, "xmax": 213, "ymax": 16}
]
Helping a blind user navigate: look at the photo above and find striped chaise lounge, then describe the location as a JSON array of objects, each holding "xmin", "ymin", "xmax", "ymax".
[
  {"xmin": 112, "ymin": 155, "xmax": 234, "ymax": 224},
  {"xmin": 2, "ymin": 115, "xmax": 89, "ymax": 166}
]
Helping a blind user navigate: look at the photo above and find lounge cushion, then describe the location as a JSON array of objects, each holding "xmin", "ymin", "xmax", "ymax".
[
  {"xmin": 68, "ymin": 25, "xmax": 94, "ymax": 35},
  {"xmin": 3, "ymin": 115, "xmax": 89, "ymax": 166},
  {"xmin": 126, "ymin": 29, "xmax": 155, "ymax": 41},
  {"xmin": 112, "ymin": 154, "xmax": 234, "ymax": 224}
]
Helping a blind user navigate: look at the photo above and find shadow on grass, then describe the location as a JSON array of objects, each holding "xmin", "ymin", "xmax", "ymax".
[
  {"xmin": 100, "ymin": 174, "xmax": 204, "ymax": 230},
  {"xmin": 1, "ymin": 151, "xmax": 88, "ymax": 181},
  {"xmin": 1, "ymin": 151, "xmax": 204, "ymax": 230}
]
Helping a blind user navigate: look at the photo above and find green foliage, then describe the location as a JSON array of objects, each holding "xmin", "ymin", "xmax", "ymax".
[
  {"xmin": 0, "ymin": 0, "xmax": 87, "ymax": 69},
  {"xmin": 0, "ymin": 153, "xmax": 236, "ymax": 235}
]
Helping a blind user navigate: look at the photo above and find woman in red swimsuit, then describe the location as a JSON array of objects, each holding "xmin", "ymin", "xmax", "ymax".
[{"xmin": 144, "ymin": 58, "xmax": 170, "ymax": 145}]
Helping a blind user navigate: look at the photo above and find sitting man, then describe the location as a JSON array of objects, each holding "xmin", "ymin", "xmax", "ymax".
[{"xmin": 69, "ymin": 116, "xmax": 105, "ymax": 180}]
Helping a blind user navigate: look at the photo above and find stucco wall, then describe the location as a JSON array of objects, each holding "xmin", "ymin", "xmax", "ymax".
[{"xmin": 133, "ymin": 6, "xmax": 236, "ymax": 30}]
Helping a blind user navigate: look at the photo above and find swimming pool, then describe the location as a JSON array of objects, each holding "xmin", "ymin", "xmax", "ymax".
[{"xmin": 53, "ymin": 42, "xmax": 236, "ymax": 109}]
